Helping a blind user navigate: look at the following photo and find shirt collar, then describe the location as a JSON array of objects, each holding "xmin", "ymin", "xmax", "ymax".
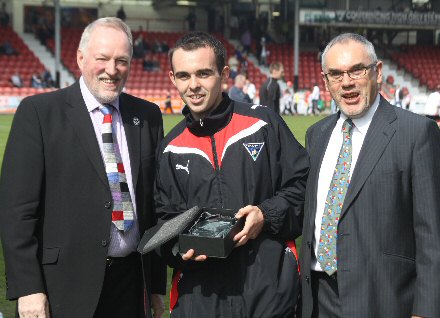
[
  {"xmin": 79, "ymin": 76, "xmax": 120, "ymax": 112},
  {"xmin": 339, "ymin": 93, "xmax": 380, "ymax": 136}
]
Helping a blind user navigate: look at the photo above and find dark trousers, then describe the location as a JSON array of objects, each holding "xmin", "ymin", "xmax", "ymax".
[
  {"xmin": 311, "ymin": 271, "xmax": 341, "ymax": 318},
  {"xmin": 93, "ymin": 253, "xmax": 145, "ymax": 318},
  {"xmin": 311, "ymin": 100, "xmax": 318, "ymax": 115}
]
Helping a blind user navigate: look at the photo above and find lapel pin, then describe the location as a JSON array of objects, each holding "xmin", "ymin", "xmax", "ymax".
[{"xmin": 133, "ymin": 117, "xmax": 140, "ymax": 126}]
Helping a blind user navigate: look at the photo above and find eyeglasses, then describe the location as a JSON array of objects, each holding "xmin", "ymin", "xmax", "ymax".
[{"xmin": 324, "ymin": 62, "xmax": 377, "ymax": 83}]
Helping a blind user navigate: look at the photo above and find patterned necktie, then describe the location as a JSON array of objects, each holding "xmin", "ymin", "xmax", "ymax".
[
  {"xmin": 317, "ymin": 119, "xmax": 354, "ymax": 276},
  {"xmin": 100, "ymin": 104, "xmax": 134, "ymax": 232}
]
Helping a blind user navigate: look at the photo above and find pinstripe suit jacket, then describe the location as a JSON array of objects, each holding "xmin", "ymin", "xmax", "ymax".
[{"xmin": 300, "ymin": 96, "xmax": 440, "ymax": 318}]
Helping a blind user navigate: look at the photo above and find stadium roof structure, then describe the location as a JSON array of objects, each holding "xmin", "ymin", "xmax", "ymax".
[
  {"xmin": 46, "ymin": 0, "xmax": 280, "ymax": 7},
  {"xmin": 152, "ymin": 0, "xmax": 279, "ymax": 8}
]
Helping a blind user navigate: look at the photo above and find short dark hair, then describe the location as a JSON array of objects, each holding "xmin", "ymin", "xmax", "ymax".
[
  {"xmin": 269, "ymin": 62, "xmax": 283, "ymax": 73},
  {"xmin": 168, "ymin": 31, "xmax": 226, "ymax": 74}
]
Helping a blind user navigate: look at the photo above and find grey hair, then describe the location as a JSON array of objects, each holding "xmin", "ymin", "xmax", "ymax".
[
  {"xmin": 78, "ymin": 17, "xmax": 133, "ymax": 58},
  {"xmin": 321, "ymin": 33, "xmax": 377, "ymax": 71}
]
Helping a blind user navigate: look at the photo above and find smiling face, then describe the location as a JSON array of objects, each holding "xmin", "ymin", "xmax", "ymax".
[
  {"xmin": 77, "ymin": 25, "xmax": 131, "ymax": 104},
  {"xmin": 169, "ymin": 46, "xmax": 229, "ymax": 120},
  {"xmin": 322, "ymin": 40, "xmax": 382, "ymax": 119}
]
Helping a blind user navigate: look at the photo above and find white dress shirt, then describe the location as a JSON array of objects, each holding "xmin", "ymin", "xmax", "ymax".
[
  {"xmin": 79, "ymin": 77, "xmax": 140, "ymax": 257},
  {"xmin": 311, "ymin": 94, "xmax": 380, "ymax": 271}
]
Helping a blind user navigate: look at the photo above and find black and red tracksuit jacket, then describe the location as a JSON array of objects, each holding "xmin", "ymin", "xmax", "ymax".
[{"xmin": 154, "ymin": 95, "xmax": 309, "ymax": 317}]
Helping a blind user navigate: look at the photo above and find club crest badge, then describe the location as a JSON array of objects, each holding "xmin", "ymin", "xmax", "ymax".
[
  {"xmin": 243, "ymin": 142, "xmax": 265, "ymax": 161},
  {"xmin": 133, "ymin": 117, "xmax": 140, "ymax": 126}
]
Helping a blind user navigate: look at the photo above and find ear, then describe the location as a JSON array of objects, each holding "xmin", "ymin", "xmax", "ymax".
[
  {"xmin": 77, "ymin": 49, "xmax": 84, "ymax": 72},
  {"xmin": 169, "ymin": 70, "xmax": 177, "ymax": 87},
  {"xmin": 375, "ymin": 60, "xmax": 383, "ymax": 85},
  {"xmin": 220, "ymin": 66, "xmax": 230, "ymax": 82},
  {"xmin": 321, "ymin": 72, "xmax": 329, "ymax": 91}
]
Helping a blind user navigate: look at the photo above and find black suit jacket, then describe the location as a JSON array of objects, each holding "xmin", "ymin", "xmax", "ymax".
[
  {"xmin": 300, "ymin": 97, "xmax": 440, "ymax": 317},
  {"xmin": 0, "ymin": 82, "xmax": 166, "ymax": 317}
]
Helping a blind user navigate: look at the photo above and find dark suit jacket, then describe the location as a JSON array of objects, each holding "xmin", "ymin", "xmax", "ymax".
[
  {"xmin": 300, "ymin": 96, "xmax": 440, "ymax": 318},
  {"xmin": 0, "ymin": 82, "xmax": 166, "ymax": 318}
]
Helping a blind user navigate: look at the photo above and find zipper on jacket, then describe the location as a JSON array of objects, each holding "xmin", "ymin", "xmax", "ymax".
[{"xmin": 210, "ymin": 135, "xmax": 223, "ymax": 207}]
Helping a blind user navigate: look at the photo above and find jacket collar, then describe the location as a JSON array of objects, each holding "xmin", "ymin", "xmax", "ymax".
[{"xmin": 183, "ymin": 93, "xmax": 233, "ymax": 136}]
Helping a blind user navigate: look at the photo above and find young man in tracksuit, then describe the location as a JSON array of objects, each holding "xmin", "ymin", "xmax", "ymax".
[{"xmin": 154, "ymin": 32, "xmax": 309, "ymax": 317}]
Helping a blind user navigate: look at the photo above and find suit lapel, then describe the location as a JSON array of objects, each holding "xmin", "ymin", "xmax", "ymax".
[
  {"xmin": 306, "ymin": 114, "xmax": 339, "ymax": 229},
  {"xmin": 64, "ymin": 83, "xmax": 109, "ymax": 188},
  {"xmin": 119, "ymin": 95, "xmax": 141, "ymax": 191},
  {"xmin": 341, "ymin": 98, "xmax": 397, "ymax": 218}
]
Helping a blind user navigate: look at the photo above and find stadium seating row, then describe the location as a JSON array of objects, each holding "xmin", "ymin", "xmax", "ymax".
[
  {"xmin": 392, "ymin": 46, "xmax": 440, "ymax": 91},
  {"xmin": 0, "ymin": 26, "xmax": 46, "ymax": 87}
]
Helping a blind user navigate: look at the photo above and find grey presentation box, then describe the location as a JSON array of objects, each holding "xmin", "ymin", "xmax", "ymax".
[{"xmin": 138, "ymin": 206, "xmax": 244, "ymax": 258}]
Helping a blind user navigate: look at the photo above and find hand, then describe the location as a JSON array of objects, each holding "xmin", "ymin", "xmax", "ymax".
[
  {"xmin": 181, "ymin": 249, "xmax": 207, "ymax": 262},
  {"xmin": 151, "ymin": 294, "xmax": 165, "ymax": 318},
  {"xmin": 18, "ymin": 293, "xmax": 50, "ymax": 318},
  {"xmin": 233, "ymin": 205, "xmax": 264, "ymax": 247}
]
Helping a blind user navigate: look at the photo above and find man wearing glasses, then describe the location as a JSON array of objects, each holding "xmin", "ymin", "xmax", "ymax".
[{"xmin": 300, "ymin": 33, "xmax": 440, "ymax": 318}]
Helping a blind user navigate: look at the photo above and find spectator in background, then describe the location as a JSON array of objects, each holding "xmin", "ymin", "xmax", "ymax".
[
  {"xmin": 401, "ymin": 86, "xmax": 411, "ymax": 110},
  {"xmin": 259, "ymin": 36, "xmax": 269, "ymax": 66},
  {"xmin": 152, "ymin": 39, "xmax": 164, "ymax": 53},
  {"xmin": 394, "ymin": 84, "xmax": 402, "ymax": 107},
  {"xmin": 293, "ymin": 91, "xmax": 301, "ymax": 114},
  {"xmin": 385, "ymin": 75, "xmax": 394, "ymax": 86},
  {"xmin": 317, "ymin": 40, "xmax": 326, "ymax": 63},
  {"xmin": 310, "ymin": 82, "xmax": 320, "ymax": 115},
  {"xmin": 36, "ymin": 23, "xmax": 49, "ymax": 46},
  {"xmin": 227, "ymin": 52, "xmax": 240, "ymax": 79},
  {"xmin": 221, "ymin": 82, "xmax": 229, "ymax": 94},
  {"xmin": 161, "ymin": 41, "xmax": 169, "ymax": 53},
  {"xmin": 10, "ymin": 71, "xmax": 23, "ymax": 88},
  {"xmin": 229, "ymin": 73, "xmax": 252, "ymax": 103},
  {"xmin": 143, "ymin": 53, "xmax": 160, "ymax": 72},
  {"xmin": 31, "ymin": 72, "xmax": 44, "ymax": 88},
  {"xmin": 229, "ymin": 14, "xmax": 239, "ymax": 39},
  {"xmin": 330, "ymin": 98, "xmax": 338, "ymax": 114},
  {"xmin": 216, "ymin": 13, "xmax": 225, "ymax": 34},
  {"xmin": 41, "ymin": 69, "xmax": 54, "ymax": 88},
  {"xmin": 164, "ymin": 91, "xmax": 173, "ymax": 114},
  {"xmin": 133, "ymin": 33, "xmax": 148, "ymax": 59},
  {"xmin": 281, "ymin": 88, "xmax": 294, "ymax": 115},
  {"xmin": 259, "ymin": 62, "xmax": 284, "ymax": 114},
  {"xmin": 186, "ymin": 8, "xmax": 197, "ymax": 31},
  {"xmin": 116, "ymin": 5, "xmax": 126, "ymax": 21},
  {"xmin": 240, "ymin": 28, "xmax": 252, "ymax": 55},
  {"xmin": 244, "ymin": 73, "xmax": 256, "ymax": 103},
  {"xmin": 425, "ymin": 84, "xmax": 440, "ymax": 122},
  {"xmin": 304, "ymin": 88, "xmax": 311, "ymax": 114},
  {"xmin": 0, "ymin": 2, "xmax": 9, "ymax": 26},
  {"xmin": 0, "ymin": 41, "xmax": 18, "ymax": 55}
]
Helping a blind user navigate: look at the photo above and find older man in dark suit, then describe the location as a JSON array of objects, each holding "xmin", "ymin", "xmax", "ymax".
[
  {"xmin": 301, "ymin": 33, "xmax": 440, "ymax": 318},
  {"xmin": 0, "ymin": 17, "xmax": 166, "ymax": 318}
]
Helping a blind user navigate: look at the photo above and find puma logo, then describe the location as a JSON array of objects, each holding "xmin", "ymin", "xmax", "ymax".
[{"xmin": 176, "ymin": 160, "xmax": 190, "ymax": 174}]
